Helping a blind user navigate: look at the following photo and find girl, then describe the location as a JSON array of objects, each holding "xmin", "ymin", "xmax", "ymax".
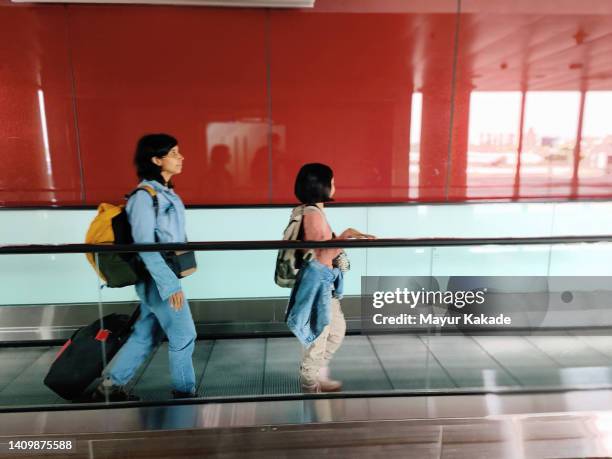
[
  {"xmin": 292, "ymin": 163, "xmax": 374, "ymax": 393},
  {"xmin": 95, "ymin": 133, "xmax": 197, "ymax": 401}
]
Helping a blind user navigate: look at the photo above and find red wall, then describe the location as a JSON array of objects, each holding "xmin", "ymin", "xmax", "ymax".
[{"xmin": 2, "ymin": 0, "xmax": 612, "ymax": 206}]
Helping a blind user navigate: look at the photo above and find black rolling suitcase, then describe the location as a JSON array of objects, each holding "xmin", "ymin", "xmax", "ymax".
[{"xmin": 44, "ymin": 309, "xmax": 139, "ymax": 401}]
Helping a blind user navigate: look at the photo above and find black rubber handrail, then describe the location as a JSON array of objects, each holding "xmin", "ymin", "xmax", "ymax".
[{"xmin": 1, "ymin": 235, "xmax": 612, "ymax": 255}]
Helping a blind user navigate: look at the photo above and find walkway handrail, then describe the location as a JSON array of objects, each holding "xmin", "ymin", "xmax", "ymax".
[{"xmin": 1, "ymin": 235, "xmax": 612, "ymax": 255}]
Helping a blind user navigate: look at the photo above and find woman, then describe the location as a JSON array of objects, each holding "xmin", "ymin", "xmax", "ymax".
[
  {"xmin": 95, "ymin": 133, "xmax": 197, "ymax": 401},
  {"xmin": 290, "ymin": 163, "xmax": 373, "ymax": 393}
]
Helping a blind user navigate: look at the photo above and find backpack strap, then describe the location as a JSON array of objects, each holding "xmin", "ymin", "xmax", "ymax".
[
  {"xmin": 299, "ymin": 204, "xmax": 324, "ymax": 230},
  {"xmin": 295, "ymin": 204, "xmax": 323, "ymax": 260},
  {"xmin": 303, "ymin": 204, "xmax": 320, "ymax": 212},
  {"xmin": 126, "ymin": 185, "xmax": 159, "ymax": 217}
]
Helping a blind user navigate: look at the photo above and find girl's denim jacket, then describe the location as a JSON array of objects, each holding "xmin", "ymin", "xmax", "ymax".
[
  {"xmin": 126, "ymin": 179, "xmax": 187, "ymax": 300},
  {"xmin": 285, "ymin": 259, "xmax": 344, "ymax": 347}
]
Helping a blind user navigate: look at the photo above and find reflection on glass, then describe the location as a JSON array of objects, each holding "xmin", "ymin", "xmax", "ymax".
[
  {"xmin": 521, "ymin": 91, "xmax": 580, "ymax": 197},
  {"xmin": 37, "ymin": 89, "xmax": 56, "ymax": 202},
  {"xmin": 409, "ymin": 92, "xmax": 422, "ymax": 200},
  {"xmin": 465, "ymin": 91, "xmax": 586, "ymax": 199},
  {"xmin": 580, "ymin": 91, "xmax": 612, "ymax": 196},
  {"xmin": 205, "ymin": 144, "xmax": 233, "ymax": 199},
  {"xmin": 467, "ymin": 92, "xmax": 521, "ymax": 199},
  {"xmin": 205, "ymin": 121, "xmax": 286, "ymax": 203}
]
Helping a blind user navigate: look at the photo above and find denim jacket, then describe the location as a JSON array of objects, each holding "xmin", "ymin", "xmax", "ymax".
[
  {"xmin": 285, "ymin": 259, "xmax": 344, "ymax": 347},
  {"xmin": 126, "ymin": 179, "xmax": 187, "ymax": 301}
]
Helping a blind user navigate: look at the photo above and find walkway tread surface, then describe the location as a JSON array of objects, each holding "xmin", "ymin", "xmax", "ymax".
[{"xmin": 2, "ymin": 335, "xmax": 612, "ymax": 407}]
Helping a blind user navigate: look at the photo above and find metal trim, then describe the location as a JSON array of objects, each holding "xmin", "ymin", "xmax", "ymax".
[{"xmin": 3, "ymin": 389, "xmax": 612, "ymax": 435}]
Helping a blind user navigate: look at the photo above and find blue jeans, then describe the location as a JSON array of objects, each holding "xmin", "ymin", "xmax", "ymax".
[{"xmin": 108, "ymin": 279, "xmax": 197, "ymax": 394}]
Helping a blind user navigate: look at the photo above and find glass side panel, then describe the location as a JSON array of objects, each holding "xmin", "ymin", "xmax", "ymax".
[{"xmin": 1, "ymin": 241, "xmax": 612, "ymax": 410}]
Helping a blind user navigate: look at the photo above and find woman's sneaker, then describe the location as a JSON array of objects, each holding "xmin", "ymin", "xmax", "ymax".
[
  {"xmin": 92, "ymin": 378, "xmax": 140, "ymax": 402},
  {"xmin": 318, "ymin": 367, "xmax": 342, "ymax": 392}
]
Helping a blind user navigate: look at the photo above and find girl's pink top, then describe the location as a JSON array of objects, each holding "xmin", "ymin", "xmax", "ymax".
[{"xmin": 302, "ymin": 206, "xmax": 341, "ymax": 267}]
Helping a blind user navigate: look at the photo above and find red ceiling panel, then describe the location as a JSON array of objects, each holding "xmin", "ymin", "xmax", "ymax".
[{"xmin": 456, "ymin": 11, "xmax": 612, "ymax": 91}]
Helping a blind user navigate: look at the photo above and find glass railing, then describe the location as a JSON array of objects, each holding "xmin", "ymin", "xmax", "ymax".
[{"xmin": 1, "ymin": 236, "xmax": 612, "ymax": 411}]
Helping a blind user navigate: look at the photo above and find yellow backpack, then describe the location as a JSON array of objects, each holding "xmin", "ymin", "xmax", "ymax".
[{"xmin": 85, "ymin": 186, "xmax": 157, "ymax": 287}]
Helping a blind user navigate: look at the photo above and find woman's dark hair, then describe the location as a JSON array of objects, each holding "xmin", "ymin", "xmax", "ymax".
[
  {"xmin": 294, "ymin": 163, "xmax": 334, "ymax": 204},
  {"xmin": 133, "ymin": 133, "xmax": 178, "ymax": 187}
]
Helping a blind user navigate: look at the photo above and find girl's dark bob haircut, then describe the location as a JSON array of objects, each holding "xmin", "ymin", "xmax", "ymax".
[
  {"xmin": 133, "ymin": 133, "xmax": 178, "ymax": 187},
  {"xmin": 294, "ymin": 163, "xmax": 334, "ymax": 204}
]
